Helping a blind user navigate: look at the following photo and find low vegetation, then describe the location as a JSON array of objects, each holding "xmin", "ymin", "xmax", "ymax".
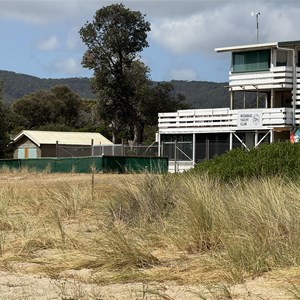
[
  {"xmin": 193, "ymin": 141, "xmax": 300, "ymax": 181},
  {"xmin": 0, "ymin": 168, "xmax": 300, "ymax": 298}
]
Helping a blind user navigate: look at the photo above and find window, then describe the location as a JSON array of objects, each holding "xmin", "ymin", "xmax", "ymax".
[
  {"xmin": 17, "ymin": 147, "xmax": 37, "ymax": 159},
  {"xmin": 232, "ymin": 50, "xmax": 270, "ymax": 72},
  {"xmin": 276, "ymin": 50, "xmax": 288, "ymax": 66}
]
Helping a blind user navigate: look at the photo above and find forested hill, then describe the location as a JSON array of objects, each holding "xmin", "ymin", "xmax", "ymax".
[
  {"xmin": 0, "ymin": 70, "xmax": 95, "ymax": 102},
  {"xmin": 169, "ymin": 80, "xmax": 229, "ymax": 108},
  {"xmin": 0, "ymin": 70, "xmax": 230, "ymax": 109}
]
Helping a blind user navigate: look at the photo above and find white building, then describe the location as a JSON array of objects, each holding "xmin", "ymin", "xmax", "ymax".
[{"xmin": 158, "ymin": 40, "xmax": 300, "ymax": 172}]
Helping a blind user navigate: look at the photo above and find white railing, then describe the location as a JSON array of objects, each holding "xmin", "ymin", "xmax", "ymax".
[
  {"xmin": 229, "ymin": 66, "xmax": 295, "ymax": 91},
  {"xmin": 158, "ymin": 107, "xmax": 293, "ymax": 133}
]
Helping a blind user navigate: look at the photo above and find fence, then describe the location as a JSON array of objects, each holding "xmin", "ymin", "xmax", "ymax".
[
  {"xmin": 0, "ymin": 156, "xmax": 168, "ymax": 174},
  {"xmin": 56, "ymin": 144, "xmax": 159, "ymax": 158}
]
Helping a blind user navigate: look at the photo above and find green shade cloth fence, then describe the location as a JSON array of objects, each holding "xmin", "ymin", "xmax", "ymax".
[{"xmin": 0, "ymin": 156, "xmax": 168, "ymax": 174}]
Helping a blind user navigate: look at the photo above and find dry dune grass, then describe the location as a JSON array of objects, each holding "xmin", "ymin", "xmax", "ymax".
[{"xmin": 0, "ymin": 170, "xmax": 300, "ymax": 299}]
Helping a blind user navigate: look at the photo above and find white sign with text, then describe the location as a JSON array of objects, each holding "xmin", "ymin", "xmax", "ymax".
[{"xmin": 237, "ymin": 111, "xmax": 263, "ymax": 129}]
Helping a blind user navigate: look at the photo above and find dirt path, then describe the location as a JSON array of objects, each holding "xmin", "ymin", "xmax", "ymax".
[{"xmin": 0, "ymin": 268, "xmax": 296, "ymax": 300}]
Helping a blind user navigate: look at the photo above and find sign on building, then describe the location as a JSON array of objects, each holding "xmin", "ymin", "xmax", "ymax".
[{"xmin": 237, "ymin": 111, "xmax": 263, "ymax": 129}]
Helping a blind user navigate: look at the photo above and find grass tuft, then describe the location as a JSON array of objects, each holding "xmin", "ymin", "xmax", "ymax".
[{"xmin": 94, "ymin": 221, "xmax": 160, "ymax": 270}]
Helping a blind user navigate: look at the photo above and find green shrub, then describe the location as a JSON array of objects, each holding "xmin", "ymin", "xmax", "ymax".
[{"xmin": 193, "ymin": 141, "xmax": 300, "ymax": 181}]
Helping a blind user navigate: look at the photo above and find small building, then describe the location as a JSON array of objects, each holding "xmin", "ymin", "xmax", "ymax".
[
  {"xmin": 158, "ymin": 40, "xmax": 300, "ymax": 172},
  {"xmin": 12, "ymin": 130, "xmax": 112, "ymax": 159}
]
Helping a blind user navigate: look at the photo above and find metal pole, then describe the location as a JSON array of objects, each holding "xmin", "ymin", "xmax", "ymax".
[
  {"xmin": 174, "ymin": 140, "xmax": 177, "ymax": 173},
  {"xmin": 251, "ymin": 12, "xmax": 260, "ymax": 44},
  {"xmin": 192, "ymin": 133, "xmax": 196, "ymax": 166},
  {"xmin": 157, "ymin": 133, "xmax": 161, "ymax": 157},
  {"xmin": 270, "ymin": 129, "xmax": 274, "ymax": 143},
  {"xmin": 254, "ymin": 131, "xmax": 258, "ymax": 148},
  {"xmin": 256, "ymin": 13, "xmax": 259, "ymax": 44}
]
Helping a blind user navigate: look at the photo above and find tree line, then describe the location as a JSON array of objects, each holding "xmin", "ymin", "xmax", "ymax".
[{"xmin": 0, "ymin": 80, "xmax": 187, "ymax": 158}]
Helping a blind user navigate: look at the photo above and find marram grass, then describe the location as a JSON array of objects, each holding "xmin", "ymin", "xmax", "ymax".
[
  {"xmin": 103, "ymin": 172, "xmax": 300, "ymax": 278},
  {"xmin": 1, "ymin": 171, "xmax": 300, "ymax": 285}
]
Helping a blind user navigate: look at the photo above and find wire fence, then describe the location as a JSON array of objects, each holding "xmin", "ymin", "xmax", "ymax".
[{"xmin": 56, "ymin": 144, "xmax": 159, "ymax": 158}]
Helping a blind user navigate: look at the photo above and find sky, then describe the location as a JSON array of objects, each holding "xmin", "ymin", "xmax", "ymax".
[{"xmin": 1, "ymin": 0, "xmax": 300, "ymax": 83}]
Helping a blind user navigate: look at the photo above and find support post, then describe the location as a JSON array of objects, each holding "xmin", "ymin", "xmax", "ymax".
[
  {"xmin": 271, "ymin": 89, "xmax": 274, "ymax": 108},
  {"xmin": 174, "ymin": 140, "xmax": 177, "ymax": 173},
  {"xmin": 270, "ymin": 129, "xmax": 274, "ymax": 143},
  {"xmin": 230, "ymin": 90, "xmax": 234, "ymax": 110},
  {"xmin": 192, "ymin": 133, "xmax": 196, "ymax": 166},
  {"xmin": 157, "ymin": 133, "xmax": 161, "ymax": 157},
  {"xmin": 255, "ymin": 131, "xmax": 258, "ymax": 147},
  {"xmin": 205, "ymin": 138, "xmax": 209, "ymax": 160}
]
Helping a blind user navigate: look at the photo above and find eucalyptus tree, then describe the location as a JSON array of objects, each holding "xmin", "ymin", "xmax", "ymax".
[{"xmin": 79, "ymin": 3, "xmax": 151, "ymax": 143}]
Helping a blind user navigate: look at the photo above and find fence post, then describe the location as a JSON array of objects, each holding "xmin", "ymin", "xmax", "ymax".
[
  {"xmin": 56, "ymin": 141, "xmax": 58, "ymax": 158},
  {"xmin": 174, "ymin": 140, "xmax": 177, "ymax": 173},
  {"xmin": 121, "ymin": 139, "xmax": 125, "ymax": 156},
  {"xmin": 206, "ymin": 138, "xmax": 210, "ymax": 160},
  {"xmin": 91, "ymin": 139, "xmax": 94, "ymax": 157}
]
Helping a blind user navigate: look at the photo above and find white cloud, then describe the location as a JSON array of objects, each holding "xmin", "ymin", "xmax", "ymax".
[
  {"xmin": 3, "ymin": 0, "xmax": 300, "ymax": 81},
  {"xmin": 4, "ymin": 1, "xmax": 300, "ymax": 53},
  {"xmin": 0, "ymin": 0, "xmax": 109, "ymax": 25},
  {"xmin": 150, "ymin": 2, "xmax": 300, "ymax": 56},
  {"xmin": 37, "ymin": 35, "xmax": 58, "ymax": 51},
  {"xmin": 52, "ymin": 57, "xmax": 82, "ymax": 75},
  {"xmin": 168, "ymin": 67, "xmax": 198, "ymax": 81}
]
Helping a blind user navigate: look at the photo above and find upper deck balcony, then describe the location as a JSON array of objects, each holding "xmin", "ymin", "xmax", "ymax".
[
  {"xmin": 229, "ymin": 66, "xmax": 295, "ymax": 91},
  {"xmin": 158, "ymin": 107, "xmax": 293, "ymax": 134},
  {"xmin": 216, "ymin": 41, "xmax": 300, "ymax": 92}
]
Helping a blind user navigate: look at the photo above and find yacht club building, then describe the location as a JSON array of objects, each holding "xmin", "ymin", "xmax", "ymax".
[{"xmin": 158, "ymin": 40, "xmax": 300, "ymax": 172}]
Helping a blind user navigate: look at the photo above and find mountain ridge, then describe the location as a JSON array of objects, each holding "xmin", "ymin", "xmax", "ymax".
[{"xmin": 0, "ymin": 70, "xmax": 230, "ymax": 109}]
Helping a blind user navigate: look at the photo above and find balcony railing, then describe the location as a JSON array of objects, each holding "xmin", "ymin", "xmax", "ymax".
[
  {"xmin": 158, "ymin": 107, "xmax": 293, "ymax": 133},
  {"xmin": 229, "ymin": 66, "xmax": 296, "ymax": 91}
]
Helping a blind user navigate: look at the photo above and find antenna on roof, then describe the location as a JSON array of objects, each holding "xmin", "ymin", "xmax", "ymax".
[{"xmin": 251, "ymin": 12, "xmax": 260, "ymax": 43}]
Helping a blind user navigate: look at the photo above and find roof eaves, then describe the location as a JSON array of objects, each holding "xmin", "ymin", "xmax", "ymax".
[
  {"xmin": 215, "ymin": 42, "xmax": 278, "ymax": 53},
  {"xmin": 13, "ymin": 130, "xmax": 41, "ymax": 147}
]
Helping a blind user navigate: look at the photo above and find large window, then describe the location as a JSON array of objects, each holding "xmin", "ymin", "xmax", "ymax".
[{"xmin": 232, "ymin": 50, "xmax": 270, "ymax": 72}]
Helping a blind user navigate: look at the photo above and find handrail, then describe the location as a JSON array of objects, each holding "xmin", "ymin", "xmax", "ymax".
[{"xmin": 158, "ymin": 107, "xmax": 293, "ymax": 132}]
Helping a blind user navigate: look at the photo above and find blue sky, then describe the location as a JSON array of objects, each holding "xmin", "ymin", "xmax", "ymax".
[{"xmin": 1, "ymin": 0, "xmax": 300, "ymax": 82}]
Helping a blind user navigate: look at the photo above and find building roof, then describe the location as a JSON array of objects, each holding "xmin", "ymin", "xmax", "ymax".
[
  {"xmin": 215, "ymin": 40, "xmax": 300, "ymax": 53},
  {"xmin": 12, "ymin": 130, "xmax": 113, "ymax": 147}
]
